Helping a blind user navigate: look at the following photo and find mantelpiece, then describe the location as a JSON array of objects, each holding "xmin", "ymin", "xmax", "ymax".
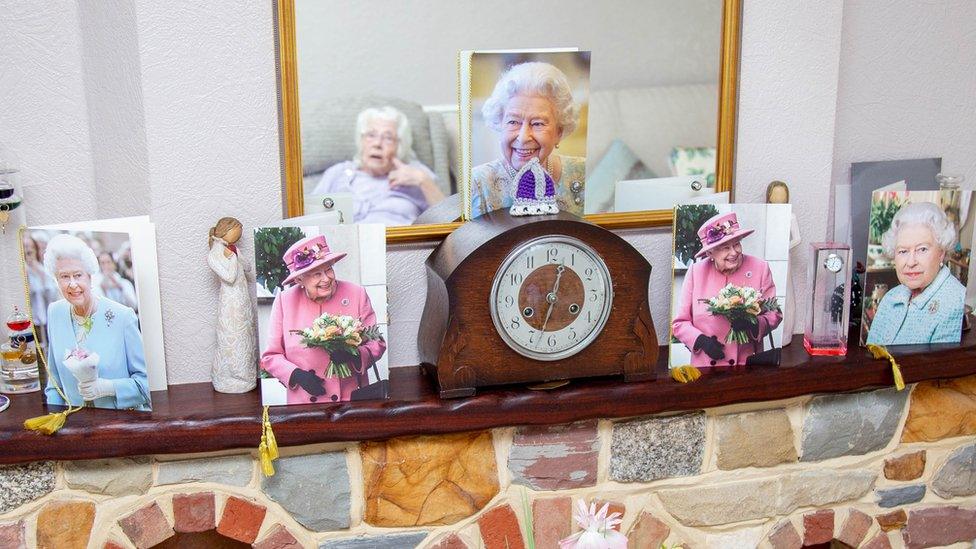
[{"xmin": 2, "ymin": 332, "xmax": 975, "ymax": 465}]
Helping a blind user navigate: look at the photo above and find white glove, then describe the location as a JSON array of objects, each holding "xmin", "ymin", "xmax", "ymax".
[
  {"xmin": 78, "ymin": 378, "xmax": 116, "ymax": 401},
  {"xmin": 63, "ymin": 350, "xmax": 100, "ymax": 384}
]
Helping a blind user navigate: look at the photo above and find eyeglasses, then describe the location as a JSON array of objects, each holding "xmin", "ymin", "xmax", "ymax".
[{"xmin": 362, "ymin": 131, "xmax": 397, "ymax": 144}]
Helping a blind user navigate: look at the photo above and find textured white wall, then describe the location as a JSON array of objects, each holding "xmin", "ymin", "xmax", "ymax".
[
  {"xmin": 831, "ymin": 0, "xmax": 976, "ymax": 205},
  {"xmin": 2, "ymin": 1, "xmax": 972, "ymax": 384}
]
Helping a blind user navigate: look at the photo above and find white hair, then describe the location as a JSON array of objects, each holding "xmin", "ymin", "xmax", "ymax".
[
  {"xmin": 43, "ymin": 233, "xmax": 99, "ymax": 278},
  {"xmin": 881, "ymin": 201, "xmax": 957, "ymax": 257},
  {"xmin": 481, "ymin": 62, "xmax": 580, "ymax": 136},
  {"xmin": 354, "ymin": 106, "xmax": 417, "ymax": 165}
]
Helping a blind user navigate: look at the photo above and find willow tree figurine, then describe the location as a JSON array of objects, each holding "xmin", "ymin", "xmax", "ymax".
[{"xmin": 207, "ymin": 217, "xmax": 258, "ymax": 393}]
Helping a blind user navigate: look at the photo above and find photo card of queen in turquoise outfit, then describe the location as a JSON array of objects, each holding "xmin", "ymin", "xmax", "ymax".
[
  {"xmin": 861, "ymin": 189, "xmax": 974, "ymax": 346},
  {"xmin": 669, "ymin": 203, "xmax": 792, "ymax": 369},
  {"xmin": 254, "ymin": 223, "xmax": 389, "ymax": 406},
  {"xmin": 25, "ymin": 227, "xmax": 156, "ymax": 411}
]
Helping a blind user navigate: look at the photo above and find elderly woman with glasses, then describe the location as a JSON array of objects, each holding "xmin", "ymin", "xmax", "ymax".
[
  {"xmin": 867, "ymin": 201, "xmax": 966, "ymax": 345},
  {"xmin": 470, "ymin": 61, "xmax": 586, "ymax": 218},
  {"xmin": 308, "ymin": 106, "xmax": 445, "ymax": 226},
  {"xmin": 40, "ymin": 233, "xmax": 150, "ymax": 410}
]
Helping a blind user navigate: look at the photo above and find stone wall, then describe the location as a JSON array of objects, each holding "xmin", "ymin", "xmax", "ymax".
[{"xmin": 2, "ymin": 376, "xmax": 976, "ymax": 548}]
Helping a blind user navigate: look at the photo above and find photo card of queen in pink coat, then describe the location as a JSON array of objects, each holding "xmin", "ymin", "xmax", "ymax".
[
  {"xmin": 253, "ymin": 223, "xmax": 388, "ymax": 406},
  {"xmin": 669, "ymin": 203, "xmax": 792, "ymax": 369}
]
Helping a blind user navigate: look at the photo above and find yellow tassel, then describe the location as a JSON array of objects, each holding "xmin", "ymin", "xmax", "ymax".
[
  {"xmin": 671, "ymin": 365, "xmax": 702, "ymax": 384},
  {"xmin": 259, "ymin": 406, "xmax": 278, "ymax": 476},
  {"xmin": 867, "ymin": 344, "xmax": 906, "ymax": 391},
  {"xmin": 23, "ymin": 411, "xmax": 69, "ymax": 435},
  {"xmin": 263, "ymin": 406, "xmax": 279, "ymax": 460}
]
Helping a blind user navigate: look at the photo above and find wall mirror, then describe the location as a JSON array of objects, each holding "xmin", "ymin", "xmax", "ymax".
[{"xmin": 275, "ymin": 0, "xmax": 740, "ymax": 242}]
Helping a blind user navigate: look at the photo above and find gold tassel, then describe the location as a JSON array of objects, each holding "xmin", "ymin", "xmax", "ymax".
[
  {"xmin": 867, "ymin": 344, "xmax": 906, "ymax": 391},
  {"xmin": 671, "ymin": 365, "xmax": 702, "ymax": 383},
  {"xmin": 23, "ymin": 410, "xmax": 72, "ymax": 435},
  {"xmin": 259, "ymin": 406, "xmax": 278, "ymax": 476}
]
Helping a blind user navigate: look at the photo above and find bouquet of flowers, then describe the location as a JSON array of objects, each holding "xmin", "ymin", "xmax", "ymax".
[
  {"xmin": 290, "ymin": 313, "xmax": 384, "ymax": 378},
  {"xmin": 700, "ymin": 284, "xmax": 781, "ymax": 344},
  {"xmin": 63, "ymin": 348, "xmax": 100, "ymax": 397}
]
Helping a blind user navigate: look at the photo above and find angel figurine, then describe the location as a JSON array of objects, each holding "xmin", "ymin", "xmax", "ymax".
[
  {"xmin": 767, "ymin": 181, "xmax": 802, "ymax": 346},
  {"xmin": 207, "ymin": 217, "xmax": 258, "ymax": 393}
]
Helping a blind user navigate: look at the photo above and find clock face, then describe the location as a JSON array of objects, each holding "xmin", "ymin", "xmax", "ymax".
[
  {"xmin": 489, "ymin": 236, "xmax": 613, "ymax": 361},
  {"xmin": 824, "ymin": 253, "xmax": 844, "ymax": 273}
]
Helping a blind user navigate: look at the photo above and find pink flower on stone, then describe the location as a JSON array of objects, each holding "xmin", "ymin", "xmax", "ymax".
[{"xmin": 559, "ymin": 500, "xmax": 627, "ymax": 549}]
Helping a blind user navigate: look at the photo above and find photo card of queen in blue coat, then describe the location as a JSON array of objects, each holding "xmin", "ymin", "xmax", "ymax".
[
  {"xmin": 861, "ymin": 189, "xmax": 974, "ymax": 346},
  {"xmin": 669, "ymin": 203, "xmax": 791, "ymax": 368},
  {"xmin": 26, "ymin": 229, "xmax": 152, "ymax": 411}
]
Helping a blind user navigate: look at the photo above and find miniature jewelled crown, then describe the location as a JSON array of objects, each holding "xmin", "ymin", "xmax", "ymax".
[{"xmin": 510, "ymin": 157, "xmax": 559, "ymax": 216}]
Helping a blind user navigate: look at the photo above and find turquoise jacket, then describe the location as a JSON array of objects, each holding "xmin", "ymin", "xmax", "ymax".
[
  {"xmin": 867, "ymin": 266, "xmax": 965, "ymax": 346},
  {"xmin": 45, "ymin": 297, "xmax": 150, "ymax": 410}
]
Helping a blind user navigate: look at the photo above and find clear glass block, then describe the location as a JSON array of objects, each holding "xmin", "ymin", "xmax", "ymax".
[{"xmin": 804, "ymin": 243, "xmax": 852, "ymax": 356}]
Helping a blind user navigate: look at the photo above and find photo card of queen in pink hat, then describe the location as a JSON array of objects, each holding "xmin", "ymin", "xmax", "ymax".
[
  {"xmin": 253, "ymin": 223, "xmax": 389, "ymax": 405},
  {"xmin": 669, "ymin": 203, "xmax": 792, "ymax": 369}
]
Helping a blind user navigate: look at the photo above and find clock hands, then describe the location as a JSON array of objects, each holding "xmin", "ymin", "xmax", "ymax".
[{"xmin": 538, "ymin": 264, "xmax": 565, "ymax": 346}]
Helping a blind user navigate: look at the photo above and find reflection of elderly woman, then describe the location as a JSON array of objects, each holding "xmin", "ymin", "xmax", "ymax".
[
  {"xmin": 867, "ymin": 202, "xmax": 965, "ymax": 345},
  {"xmin": 672, "ymin": 212, "xmax": 783, "ymax": 367},
  {"xmin": 470, "ymin": 62, "xmax": 586, "ymax": 217},
  {"xmin": 261, "ymin": 235, "xmax": 387, "ymax": 404},
  {"xmin": 309, "ymin": 106, "xmax": 445, "ymax": 226},
  {"xmin": 43, "ymin": 234, "xmax": 150, "ymax": 410}
]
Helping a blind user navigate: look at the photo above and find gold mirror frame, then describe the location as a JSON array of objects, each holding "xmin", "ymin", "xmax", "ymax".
[{"xmin": 275, "ymin": 0, "xmax": 741, "ymax": 243}]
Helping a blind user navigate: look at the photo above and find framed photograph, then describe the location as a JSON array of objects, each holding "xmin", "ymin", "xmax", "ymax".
[
  {"xmin": 861, "ymin": 189, "xmax": 973, "ymax": 346},
  {"xmin": 669, "ymin": 203, "xmax": 792, "ymax": 368},
  {"xmin": 25, "ymin": 226, "xmax": 159, "ymax": 411},
  {"xmin": 255, "ymin": 223, "xmax": 389, "ymax": 405},
  {"xmin": 461, "ymin": 49, "xmax": 591, "ymax": 219}
]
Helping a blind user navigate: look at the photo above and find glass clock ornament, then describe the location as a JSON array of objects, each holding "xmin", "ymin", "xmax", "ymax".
[{"xmin": 804, "ymin": 243, "xmax": 852, "ymax": 356}]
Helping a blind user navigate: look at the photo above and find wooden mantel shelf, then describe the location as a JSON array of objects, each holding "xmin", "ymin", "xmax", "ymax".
[{"xmin": 2, "ymin": 332, "xmax": 976, "ymax": 465}]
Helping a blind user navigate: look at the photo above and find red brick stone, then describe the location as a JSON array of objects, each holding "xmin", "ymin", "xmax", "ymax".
[
  {"xmin": 0, "ymin": 521, "xmax": 25, "ymax": 549},
  {"xmin": 172, "ymin": 492, "xmax": 215, "ymax": 533},
  {"xmin": 626, "ymin": 511, "xmax": 670, "ymax": 549},
  {"xmin": 37, "ymin": 500, "xmax": 96, "ymax": 549},
  {"xmin": 902, "ymin": 506, "xmax": 976, "ymax": 549},
  {"xmin": 803, "ymin": 509, "xmax": 834, "ymax": 545},
  {"xmin": 836, "ymin": 509, "xmax": 872, "ymax": 548},
  {"xmin": 477, "ymin": 504, "xmax": 525, "ymax": 549},
  {"xmin": 592, "ymin": 499, "xmax": 625, "ymax": 531},
  {"xmin": 253, "ymin": 523, "xmax": 302, "ymax": 549},
  {"xmin": 216, "ymin": 496, "xmax": 267, "ymax": 544},
  {"xmin": 862, "ymin": 532, "xmax": 893, "ymax": 549},
  {"xmin": 429, "ymin": 532, "xmax": 470, "ymax": 549},
  {"xmin": 118, "ymin": 502, "xmax": 174, "ymax": 549},
  {"xmin": 876, "ymin": 509, "xmax": 907, "ymax": 532},
  {"xmin": 883, "ymin": 450, "xmax": 926, "ymax": 481},
  {"xmin": 533, "ymin": 497, "xmax": 571, "ymax": 548},
  {"xmin": 509, "ymin": 421, "xmax": 599, "ymax": 490},
  {"xmin": 767, "ymin": 519, "xmax": 801, "ymax": 549}
]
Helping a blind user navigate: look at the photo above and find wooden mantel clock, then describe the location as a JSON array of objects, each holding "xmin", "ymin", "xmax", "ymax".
[{"xmin": 419, "ymin": 211, "xmax": 658, "ymax": 398}]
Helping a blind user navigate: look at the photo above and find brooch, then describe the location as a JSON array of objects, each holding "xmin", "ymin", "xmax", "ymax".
[
  {"xmin": 929, "ymin": 300, "xmax": 939, "ymax": 315},
  {"xmin": 104, "ymin": 309, "xmax": 115, "ymax": 327},
  {"xmin": 745, "ymin": 271, "xmax": 753, "ymax": 279},
  {"xmin": 341, "ymin": 298, "xmax": 350, "ymax": 306}
]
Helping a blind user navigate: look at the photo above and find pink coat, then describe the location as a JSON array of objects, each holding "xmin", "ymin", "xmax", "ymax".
[
  {"xmin": 672, "ymin": 255, "xmax": 782, "ymax": 367},
  {"xmin": 261, "ymin": 281, "xmax": 386, "ymax": 404}
]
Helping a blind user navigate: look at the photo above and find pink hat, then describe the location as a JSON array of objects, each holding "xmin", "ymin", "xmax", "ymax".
[
  {"xmin": 694, "ymin": 212, "xmax": 755, "ymax": 259},
  {"xmin": 281, "ymin": 234, "xmax": 347, "ymax": 286}
]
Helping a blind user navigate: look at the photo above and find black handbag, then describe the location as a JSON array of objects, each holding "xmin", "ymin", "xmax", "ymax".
[
  {"xmin": 350, "ymin": 354, "xmax": 389, "ymax": 401},
  {"xmin": 745, "ymin": 331, "xmax": 781, "ymax": 366}
]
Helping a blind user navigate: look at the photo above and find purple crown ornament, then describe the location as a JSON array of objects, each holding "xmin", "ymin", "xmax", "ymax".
[{"xmin": 509, "ymin": 157, "xmax": 559, "ymax": 216}]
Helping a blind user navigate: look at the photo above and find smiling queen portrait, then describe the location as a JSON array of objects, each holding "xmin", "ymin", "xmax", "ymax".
[
  {"xmin": 867, "ymin": 202, "xmax": 966, "ymax": 345},
  {"xmin": 672, "ymin": 212, "xmax": 783, "ymax": 367},
  {"xmin": 470, "ymin": 62, "xmax": 586, "ymax": 218},
  {"xmin": 260, "ymin": 234, "xmax": 386, "ymax": 404}
]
